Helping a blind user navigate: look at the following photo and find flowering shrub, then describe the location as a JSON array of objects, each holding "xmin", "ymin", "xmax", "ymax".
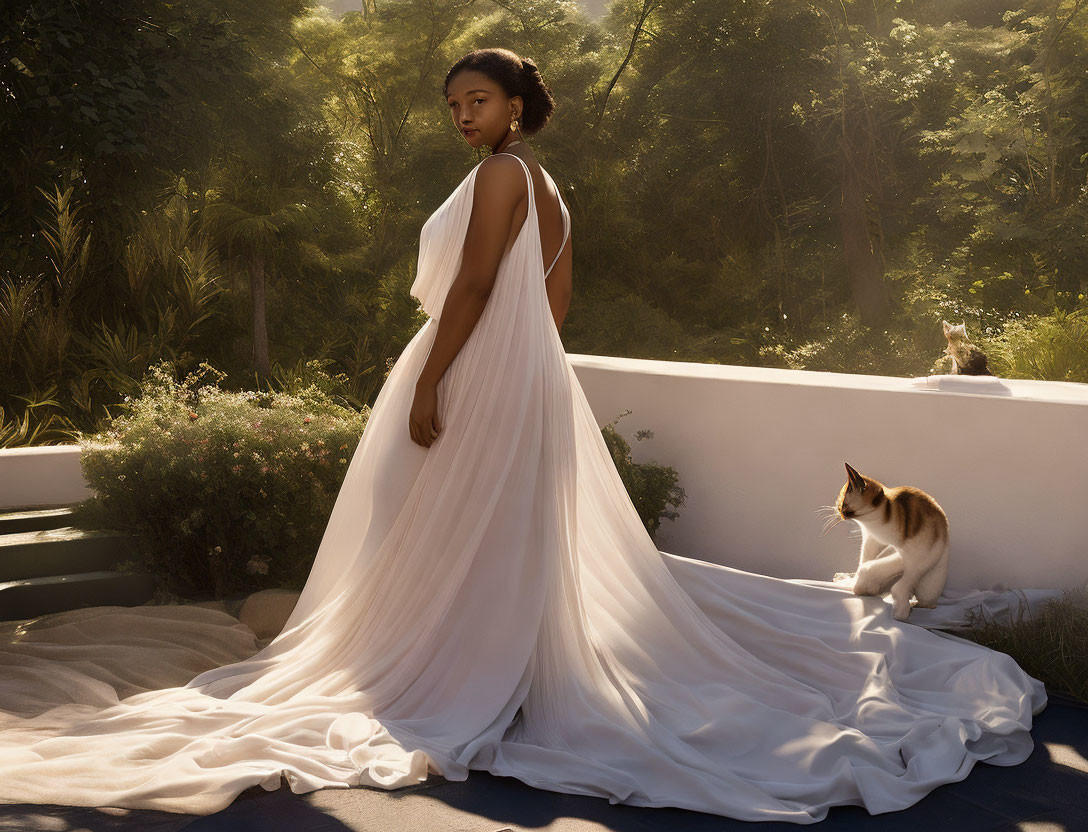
[
  {"xmin": 74, "ymin": 361, "xmax": 368, "ymax": 599},
  {"xmin": 73, "ymin": 361, "xmax": 684, "ymax": 600}
]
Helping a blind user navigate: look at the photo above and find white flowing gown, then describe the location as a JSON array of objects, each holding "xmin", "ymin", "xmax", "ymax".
[{"xmin": 0, "ymin": 153, "xmax": 1047, "ymax": 823}]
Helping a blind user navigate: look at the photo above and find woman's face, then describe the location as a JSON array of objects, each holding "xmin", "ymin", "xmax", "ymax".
[{"xmin": 446, "ymin": 69, "xmax": 521, "ymax": 151}]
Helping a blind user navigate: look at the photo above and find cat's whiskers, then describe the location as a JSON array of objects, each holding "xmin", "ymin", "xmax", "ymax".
[
  {"xmin": 819, "ymin": 514, "xmax": 847, "ymax": 537},
  {"xmin": 815, "ymin": 506, "xmax": 844, "ymax": 530}
]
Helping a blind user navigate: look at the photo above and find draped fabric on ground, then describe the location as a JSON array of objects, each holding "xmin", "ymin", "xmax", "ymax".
[{"xmin": 0, "ymin": 155, "xmax": 1046, "ymax": 823}]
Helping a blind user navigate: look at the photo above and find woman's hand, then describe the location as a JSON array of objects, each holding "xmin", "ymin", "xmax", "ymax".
[{"xmin": 409, "ymin": 379, "xmax": 442, "ymax": 448}]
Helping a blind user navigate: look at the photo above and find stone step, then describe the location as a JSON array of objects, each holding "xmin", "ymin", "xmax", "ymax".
[
  {"xmin": 0, "ymin": 570, "xmax": 158, "ymax": 621},
  {"xmin": 0, "ymin": 505, "xmax": 77, "ymax": 535},
  {"xmin": 0, "ymin": 526, "xmax": 138, "ymax": 582}
]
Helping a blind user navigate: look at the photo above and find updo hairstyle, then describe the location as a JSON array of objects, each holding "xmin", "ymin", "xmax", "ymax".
[{"xmin": 443, "ymin": 48, "xmax": 556, "ymax": 135}]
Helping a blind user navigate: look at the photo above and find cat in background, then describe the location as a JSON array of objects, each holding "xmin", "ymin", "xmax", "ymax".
[
  {"xmin": 936, "ymin": 319, "xmax": 994, "ymax": 376},
  {"xmin": 827, "ymin": 463, "xmax": 951, "ymax": 621}
]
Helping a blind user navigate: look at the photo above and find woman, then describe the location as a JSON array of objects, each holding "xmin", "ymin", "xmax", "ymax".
[{"xmin": 0, "ymin": 48, "xmax": 1046, "ymax": 823}]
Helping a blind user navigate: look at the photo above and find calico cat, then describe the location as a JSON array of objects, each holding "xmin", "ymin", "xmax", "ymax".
[
  {"xmin": 829, "ymin": 463, "xmax": 951, "ymax": 621},
  {"xmin": 940, "ymin": 319, "xmax": 993, "ymax": 375}
]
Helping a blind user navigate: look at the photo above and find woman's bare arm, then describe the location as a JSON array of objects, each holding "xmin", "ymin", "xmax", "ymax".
[{"xmin": 417, "ymin": 155, "xmax": 525, "ymax": 388}]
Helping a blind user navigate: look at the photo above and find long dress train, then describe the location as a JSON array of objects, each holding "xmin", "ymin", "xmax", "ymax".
[{"xmin": 0, "ymin": 153, "xmax": 1047, "ymax": 823}]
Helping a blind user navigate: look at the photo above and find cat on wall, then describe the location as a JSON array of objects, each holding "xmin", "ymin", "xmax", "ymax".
[
  {"xmin": 828, "ymin": 463, "xmax": 951, "ymax": 621},
  {"xmin": 937, "ymin": 319, "xmax": 994, "ymax": 376}
]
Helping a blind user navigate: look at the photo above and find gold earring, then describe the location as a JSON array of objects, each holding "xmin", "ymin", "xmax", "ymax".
[{"xmin": 510, "ymin": 117, "xmax": 520, "ymax": 132}]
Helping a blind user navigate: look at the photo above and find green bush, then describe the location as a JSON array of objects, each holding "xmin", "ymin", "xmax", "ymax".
[
  {"xmin": 757, "ymin": 310, "xmax": 939, "ymax": 377},
  {"xmin": 1, "ymin": 386, "xmax": 80, "ymax": 447},
  {"xmin": 985, "ymin": 308, "xmax": 1088, "ymax": 382},
  {"xmin": 600, "ymin": 410, "xmax": 686, "ymax": 541},
  {"xmin": 72, "ymin": 360, "xmax": 368, "ymax": 599}
]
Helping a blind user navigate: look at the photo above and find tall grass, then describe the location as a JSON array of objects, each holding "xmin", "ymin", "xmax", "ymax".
[{"xmin": 958, "ymin": 585, "xmax": 1088, "ymax": 705}]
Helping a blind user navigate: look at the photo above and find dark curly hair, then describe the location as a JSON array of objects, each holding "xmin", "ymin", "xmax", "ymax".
[{"xmin": 443, "ymin": 48, "xmax": 556, "ymax": 135}]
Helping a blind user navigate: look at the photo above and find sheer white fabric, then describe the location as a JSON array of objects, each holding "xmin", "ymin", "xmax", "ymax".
[{"xmin": 0, "ymin": 154, "xmax": 1047, "ymax": 823}]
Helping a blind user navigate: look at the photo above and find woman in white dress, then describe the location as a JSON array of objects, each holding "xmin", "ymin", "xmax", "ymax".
[{"xmin": 0, "ymin": 48, "xmax": 1046, "ymax": 823}]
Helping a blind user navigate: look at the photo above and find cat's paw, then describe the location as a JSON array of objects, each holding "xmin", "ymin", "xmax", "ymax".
[
  {"xmin": 852, "ymin": 577, "xmax": 878, "ymax": 595},
  {"xmin": 891, "ymin": 603, "xmax": 912, "ymax": 621}
]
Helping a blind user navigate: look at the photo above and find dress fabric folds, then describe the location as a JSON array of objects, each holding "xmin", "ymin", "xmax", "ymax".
[{"xmin": 0, "ymin": 154, "xmax": 1047, "ymax": 823}]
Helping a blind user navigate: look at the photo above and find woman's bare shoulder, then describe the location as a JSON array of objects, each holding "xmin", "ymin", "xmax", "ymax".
[{"xmin": 472, "ymin": 154, "xmax": 529, "ymax": 210}]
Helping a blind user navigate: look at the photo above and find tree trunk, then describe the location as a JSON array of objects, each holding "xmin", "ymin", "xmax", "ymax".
[
  {"xmin": 838, "ymin": 140, "xmax": 892, "ymax": 327},
  {"xmin": 248, "ymin": 251, "xmax": 270, "ymax": 382}
]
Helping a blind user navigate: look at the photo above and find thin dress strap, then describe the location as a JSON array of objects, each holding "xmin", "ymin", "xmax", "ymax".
[
  {"xmin": 498, "ymin": 153, "xmax": 568, "ymax": 279},
  {"xmin": 544, "ymin": 185, "xmax": 569, "ymax": 279},
  {"xmin": 496, "ymin": 151, "xmax": 535, "ymax": 231}
]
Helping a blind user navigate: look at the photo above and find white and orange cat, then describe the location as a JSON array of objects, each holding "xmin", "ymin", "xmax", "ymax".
[
  {"xmin": 938, "ymin": 319, "xmax": 994, "ymax": 375},
  {"xmin": 829, "ymin": 463, "xmax": 951, "ymax": 621}
]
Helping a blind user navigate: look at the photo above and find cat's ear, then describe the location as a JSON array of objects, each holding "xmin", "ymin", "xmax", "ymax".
[
  {"xmin": 844, "ymin": 462, "xmax": 865, "ymax": 491},
  {"xmin": 941, "ymin": 319, "xmax": 951, "ymax": 332}
]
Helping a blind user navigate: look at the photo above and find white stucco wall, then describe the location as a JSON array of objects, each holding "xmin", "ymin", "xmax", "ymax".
[
  {"xmin": 3, "ymin": 360, "xmax": 1085, "ymax": 591},
  {"xmin": 567, "ymin": 357, "xmax": 1088, "ymax": 591},
  {"xmin": 0, "ymin": 445, "xmax": 90, "ymax": 510}
]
